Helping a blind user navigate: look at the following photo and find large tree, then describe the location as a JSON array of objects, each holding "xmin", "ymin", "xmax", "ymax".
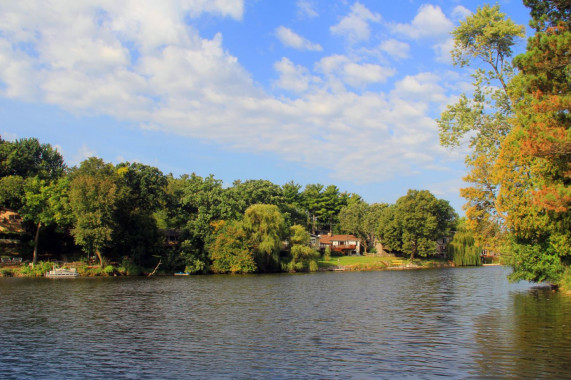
[
  {"xmin": 113, "ymin": 162, "xmax": 167, "ymax": 266},
  {"xmin": 495, "ymin": 0, "xmax": 570, "ymax": 284},
  {"xmin": 378, "ymin": 190, "xmax": 457, "ymax": 261},
  {"xmin": 437, "ymin": 5, "xmax": 525, "ymax": 251},
  {"xmin": 0, "ymin": 138, "xmax": 66, "ymax": 264},
  {"xmin": 0, "ymin": 137, "xmax": 65, "ymax": 180},
  {"xmin": 178, "ymin": 173, "xmax": 233, "ymax": 270},
  {"xmin": 68, "ymin": 158, "xmax": 119, "ymax": 267},
  {"xmin": 20, "ymin": 177, "xmax": 71, "ymax": 266},
  {"xmin": 230, "ymin": 179, "xmax": 284, "ymax": 216}
]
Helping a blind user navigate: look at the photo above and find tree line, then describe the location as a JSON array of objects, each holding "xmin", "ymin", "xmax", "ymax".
[
  {"xmin": 438, "ymin": 0, "xmax": 570, "ymax": 286},
  {"xmin": 0, "ymin": 137, "xmax": 459, "ymax": 274}
]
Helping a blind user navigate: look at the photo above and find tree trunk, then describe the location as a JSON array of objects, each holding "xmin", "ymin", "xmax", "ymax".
[
  {"xmin": 95, "ymin": 249, "xmax": 104, "ymax": 268},
  {"xmin": 32, "ymin": 221, "xmax": 41, "ymax": 267},
  {"xmin": 410, "ymin": 242, "xmax": 416, "ymax": 262}
]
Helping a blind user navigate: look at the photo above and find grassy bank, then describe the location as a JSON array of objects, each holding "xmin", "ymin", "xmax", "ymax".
[{"xmin": 318, "ymin": 255, "xmax": 454, "ymax": 271}]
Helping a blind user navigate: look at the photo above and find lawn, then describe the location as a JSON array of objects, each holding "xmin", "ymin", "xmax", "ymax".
[
  {"xmin": 319, "ymin": 255, "xmax": 397, "ymax": 270},
  {"xmin": 318, "ymin": 255, "xmax": 450, "ymax": 271}
]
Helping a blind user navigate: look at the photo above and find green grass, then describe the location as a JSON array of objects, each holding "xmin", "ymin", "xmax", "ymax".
[
  {"xmin": 319, "ymin": 255, "xmax": 396, "ymax": 270},
  {"xmin": 318, "ymin": 255, "xmax": 451, "ymax": 271}
]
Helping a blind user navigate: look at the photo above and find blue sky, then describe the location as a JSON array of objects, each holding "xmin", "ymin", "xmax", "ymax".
[{"xmin": 0, "ymin": 0, "xmax": 532, "ymax": 213}]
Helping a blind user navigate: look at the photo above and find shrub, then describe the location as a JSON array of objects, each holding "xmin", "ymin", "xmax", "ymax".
[
  {"xmin": 17, "ymin": 261, "xmax": 54, "ymax": 277},
  {"xmin": 0, "ymin": 268, "xmax": 13, "ymax": 277},
  {"xmin": 324, "ymin": 246, "xmax": 331, "ymax": 261},
  {"xmin": 121, "ymin": 258, "xmax": 142, "ymax": 276}
]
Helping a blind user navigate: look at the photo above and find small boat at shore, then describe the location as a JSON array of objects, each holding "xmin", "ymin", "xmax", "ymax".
[
  {"xmin": 45, "ymin": 266, "xmax": 79, "ymax": 278},
  {"xmin": 174, "ymin": 272, "xmax": 190, "ymax": 276}
]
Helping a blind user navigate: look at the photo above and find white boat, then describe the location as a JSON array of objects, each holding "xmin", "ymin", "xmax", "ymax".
[{"xmin": 45, "ymin": 266, "xmax": 79, "ymax": 278}]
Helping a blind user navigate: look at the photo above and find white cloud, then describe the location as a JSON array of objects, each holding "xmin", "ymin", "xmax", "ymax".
[
  {"xmin": 452, "ymin": 5, "xmax": 472, "ymax": 21},
  {"xmin": 379, "ymin": 39, "xmax": 410, "ymax": 60},
  {"xmin": 186, "ymin": 0, "xmax": 244, "ymax": 20},
  {"xmin": 391, "ymin": 72, "xmax": 447, "ymax": 103},
  {"xmin": 392, "ymin": 4, "xmax": 453, "ymax": 40},
  {"xmin": 0, "ymin": 0, "xmax": 464, "ymax": 185},
  {"xmin": 296, "ymin": 0, "xmax": 318, "ymax": 18},
  {"xmin": 434, "ymin": 38, "xmax": 455, "ymax": 64},
  {"xmin": 330, "ymin": 2, "xmax": 381, "ymax": 43},
  {"xmin": 275, "ymin": 26, "xmax": 323, "ymax": 51},
  {"xmin": 273, "ymin": 58, "xmax": 313, "ymax": 93},
  {"xmin": 315, "ymin": 55, "xmax": 396, "ymax": 89}
]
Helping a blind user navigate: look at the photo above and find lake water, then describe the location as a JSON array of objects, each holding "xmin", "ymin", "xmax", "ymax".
[{"xmin": 1, "ymin": 266, "xmax": 570, "ymax": 379}]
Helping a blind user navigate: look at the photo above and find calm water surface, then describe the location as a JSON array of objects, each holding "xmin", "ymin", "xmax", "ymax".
[{"xmin": 1, "ymin": 266, "xmax": 570, "ymax": 379}]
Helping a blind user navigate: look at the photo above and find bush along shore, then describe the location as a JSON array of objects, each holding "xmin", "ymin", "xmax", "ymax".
[{"xmin": 0, "ymin": 255, "xmax": 494, "ymax": 278}]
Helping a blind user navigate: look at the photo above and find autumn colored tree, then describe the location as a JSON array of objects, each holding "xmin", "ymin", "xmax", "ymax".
[
  {"xmin": 494, "ymin": 0, "xmax": 570, "ymax": 284},
  {"xmin": 209, "ymin": 220, "xmax": 256, "ymax": 274},
  {"xmin": 438, "ymin": 5, "xmax": 525, "ymax": 251}
]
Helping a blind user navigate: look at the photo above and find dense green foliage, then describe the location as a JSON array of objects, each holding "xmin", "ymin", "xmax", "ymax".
[
  {"xmin": 378, "ymin": 190, "xmax": 457, "ymax": 261},
  {"xmin": 1, "ymin": 136, "xmax": 461, "ymax": 274}
]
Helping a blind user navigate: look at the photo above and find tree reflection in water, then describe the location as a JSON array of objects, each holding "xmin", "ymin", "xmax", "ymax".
[{"xmin": 474, "ymin": 286, "xmax": 571, "ymax": 378}]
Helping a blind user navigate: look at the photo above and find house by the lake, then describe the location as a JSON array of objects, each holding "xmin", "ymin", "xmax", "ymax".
[{"xmin": 319, "ymin": 234, "xmax": 360, "ymax": 255}]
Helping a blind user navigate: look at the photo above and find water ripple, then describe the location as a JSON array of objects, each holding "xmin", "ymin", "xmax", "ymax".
[{"xmin": 1, "ymin": 267, "xmax": 570, "ymax": 378}]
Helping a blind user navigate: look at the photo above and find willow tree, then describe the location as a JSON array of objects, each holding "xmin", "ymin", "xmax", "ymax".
[
  {"xmin": 437, "ymin": 5, "xmax": 525, "ymax": 251},
  {"xmin": 446, "ymin": 219, "xmax": 482, "ymax": 266},
  {"xmin": 287, "ymin": 224, "xmax": 319, "ymax": 272},
  {"xmin": 243, "ymin": 204, "xmax": 286, "ymax": 272}
]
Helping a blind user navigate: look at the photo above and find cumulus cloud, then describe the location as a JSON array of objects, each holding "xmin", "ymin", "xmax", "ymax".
[
  {"xmin": 273, "ymin": 58, "xmax": 314, "ymax": 93},
  {"xmin": 330, "ymin": 2, "xmax": 381, "ymax": 43},
  {"xmin": 275, "ymin": 26, "xmax": 323, "ymax": 51},
  {"xmin": 0, "ymin": 0, "xmax": 460, "ymax": 184},
  {"xmin": 315, "ymin": 55, "xmax": 396, "ymax": 89},
  {"xmin": 392, "ymin": 4, "xmax": 453, "ymax": 40},
  {"xmin": 391, "ymin": 72, "xmax": 448, "ymax": 103},
  {"xmin": 379, "ymin": 39, "xmax": 410, "ymax": 60}
]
